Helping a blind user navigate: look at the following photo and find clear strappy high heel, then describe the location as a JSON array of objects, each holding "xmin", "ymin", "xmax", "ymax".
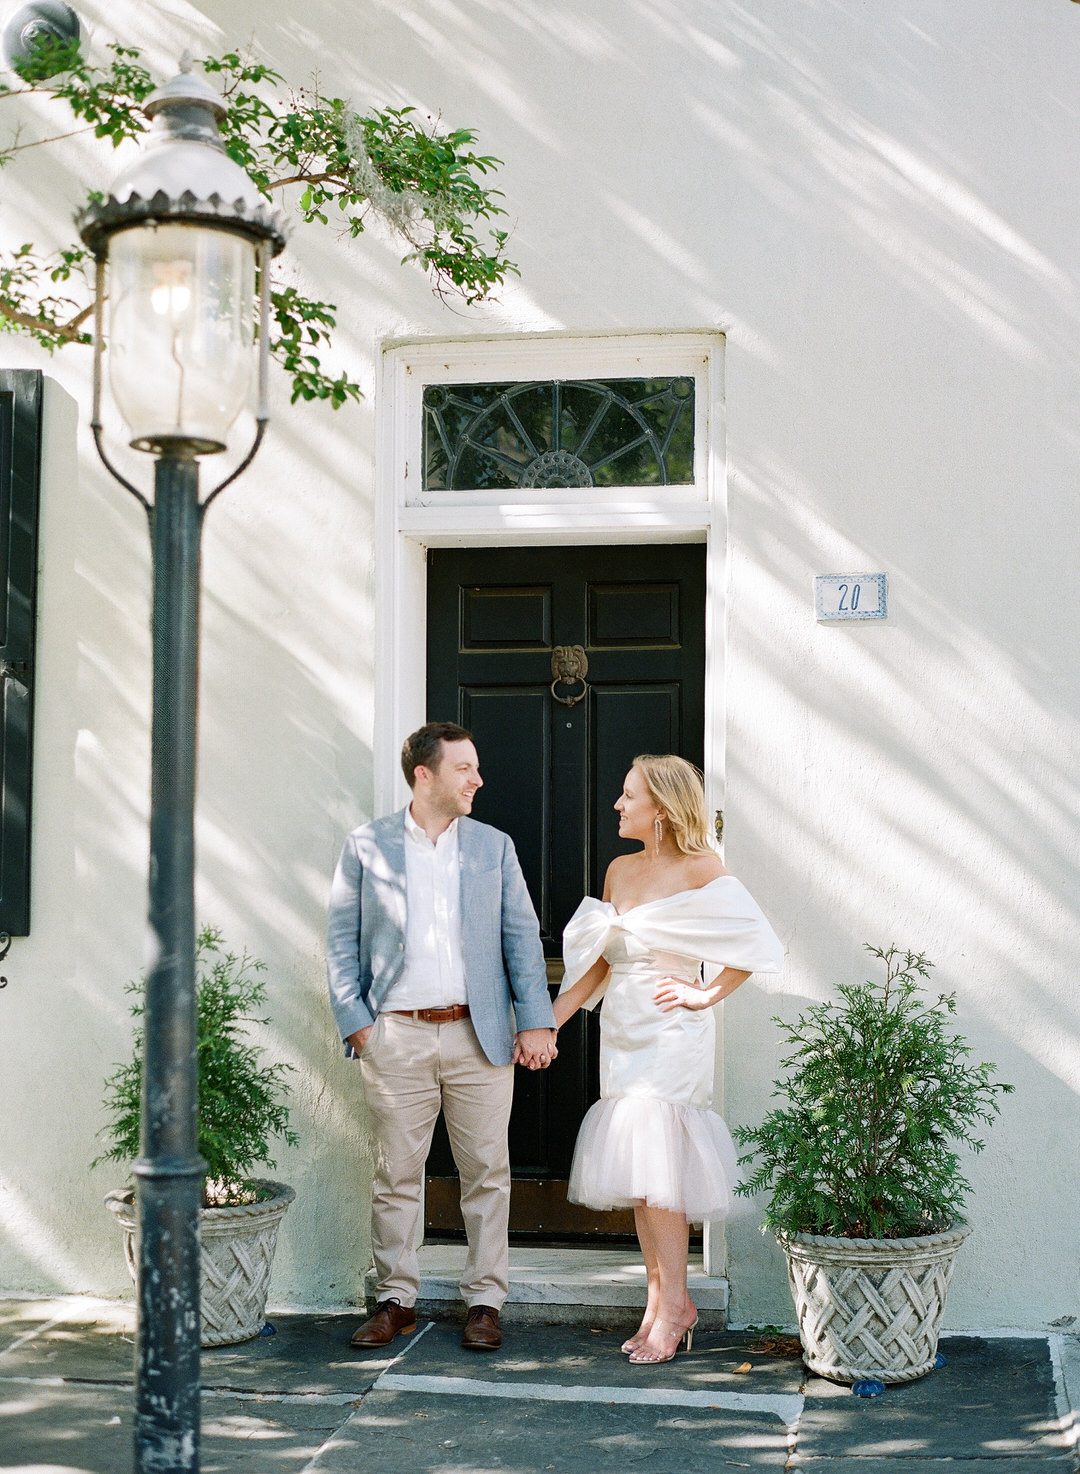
[
  {"xmin": 621, "ymin": 1324, "xmax": 652, "ymax": 1355},
  {"xmin": 627, "ymin": 1315, "xmax": 698, "ymax": 1365}
]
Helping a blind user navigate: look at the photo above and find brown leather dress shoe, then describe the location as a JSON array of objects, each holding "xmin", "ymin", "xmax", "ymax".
[
  {"xmin": 350, "ymin": 1298, "xmax": 417, "ymax": 1348},
  {"xmin": 462, "ymin": 1304, "xmax": 502, "ymax": 1350}
]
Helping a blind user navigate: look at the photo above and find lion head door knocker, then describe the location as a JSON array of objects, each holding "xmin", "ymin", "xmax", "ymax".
[{"xmin": 550, "ymin": 645, "xmax": 589, "ymax": 707}]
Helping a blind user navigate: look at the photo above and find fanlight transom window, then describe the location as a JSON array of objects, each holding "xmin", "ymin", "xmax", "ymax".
[{"xmin": 422, "ymin": 377, "xmax": 696, "ymax": 492}]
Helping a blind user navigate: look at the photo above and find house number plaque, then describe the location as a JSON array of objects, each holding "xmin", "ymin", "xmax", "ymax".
[{"xmin": 814, "ymin": 573, "xmax": 887, "ymax": 622}]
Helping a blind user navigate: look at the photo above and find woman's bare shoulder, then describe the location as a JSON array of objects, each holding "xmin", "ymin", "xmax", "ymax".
[
  {"xmin": 684, "ymin": 852, "xmax": 729, "ymax": 885},
  {"xmin": 602, "ymin": 853, "xmax": 638, "ymax": 899}
]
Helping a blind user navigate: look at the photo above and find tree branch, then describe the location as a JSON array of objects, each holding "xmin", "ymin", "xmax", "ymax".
[
  {"xmin": 264, "ymin": 169, "xmax": 342, "ymax": 191},
  {"xmin": 6, "ymin": 123, "xmax": 98, "ymax": 154},
  {"xmin": 0, "ymin": 298, "xmax": 89, "ymax": 343},
  {"xmin": 66, "ymin": 301, "xmax": 95, "ymax": 332}
]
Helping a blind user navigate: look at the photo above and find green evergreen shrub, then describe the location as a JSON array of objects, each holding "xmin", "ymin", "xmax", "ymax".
[
  {"xmin": 734, "ymin": 945, "xmax": 1012, "ymax": 1239},
  {"xmin": 95, "ymin": 926, "xmax": 299, "ymax": 1207}
]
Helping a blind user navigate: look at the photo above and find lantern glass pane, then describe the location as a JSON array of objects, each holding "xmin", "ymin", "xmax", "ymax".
[{"xmin": 108, "ymin": 223, "xmax": 255, "ymax": 453}]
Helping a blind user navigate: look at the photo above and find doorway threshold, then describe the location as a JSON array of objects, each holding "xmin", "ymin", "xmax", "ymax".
[{"xmin": 395, "ymin": 1244, "xmax": 729, "ymax": 1328}]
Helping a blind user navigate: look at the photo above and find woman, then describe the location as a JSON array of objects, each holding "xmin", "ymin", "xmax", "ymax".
[{"xmin": 553, "ymin": 755, "xmax": 783, "ymax": 1365}]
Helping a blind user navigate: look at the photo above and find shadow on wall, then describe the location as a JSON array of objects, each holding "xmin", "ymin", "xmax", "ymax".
[
  {"xmin": 2, "ymin": 0, "xmax": 1079, "ymax": 1306},
  {"xmin": 269, "ymin": 0, "xmax": 1080, "ymax": 355},
  {"xmin": 722, "ymin": 449, "xmax": 1080, "ymax": 1323}
]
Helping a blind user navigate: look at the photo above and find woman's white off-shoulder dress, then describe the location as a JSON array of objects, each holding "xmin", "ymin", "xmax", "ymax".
[{"xmin": 559, "ymin": 878, "xmax": 783, "ymax": 1222}]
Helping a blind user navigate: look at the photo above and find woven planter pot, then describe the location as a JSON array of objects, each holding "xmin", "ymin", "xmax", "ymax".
[
  {"xmin": 777, "ymin": 1222, "xmax": 971, "ymax": 1384},
  {"xmin": 105, "ymin": 1179, "xmax": 295, "ymax": 1348}
]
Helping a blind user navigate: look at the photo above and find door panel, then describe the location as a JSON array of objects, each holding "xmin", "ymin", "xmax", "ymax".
[
  {"xmin": 591, "ymin": 684, "xmax": 681, "ymax": 885},
  {"xmin": 426, "ymin": 543, "xmax": 706, "ymax": 1240},
  {"xmin": 462, "ymin": 685, "xmax": 553, "ymax": 939},
  {"xmin": 589, "ymin": 582, "xmax": 681, "ymax": 647},
  {"xmin": 461, "ymin": 585, "xmax": 552, "ymax": 649}
]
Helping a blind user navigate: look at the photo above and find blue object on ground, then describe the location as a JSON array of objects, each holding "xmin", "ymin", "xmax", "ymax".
[
  {"xmin": 934, "ymin": 1351, "xmax": 948, "ymax": 1369},
  {"xmin": 851, "ymin": 1377, "xmax": 886, "ymax": 1397},
  {"xmin": 258, "ymin": 1322, "xmax": 276, "ymax": 1337}
]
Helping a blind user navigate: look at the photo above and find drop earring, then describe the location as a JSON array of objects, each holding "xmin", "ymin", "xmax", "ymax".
[{"xmin": 653, "ymin": 816, "xmax": 663, "ymax": 858}]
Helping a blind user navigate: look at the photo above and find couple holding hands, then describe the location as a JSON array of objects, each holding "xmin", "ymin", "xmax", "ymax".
[{"xmin": 326, "ymin": 722, "xmax": 782, "ymax": 1364}]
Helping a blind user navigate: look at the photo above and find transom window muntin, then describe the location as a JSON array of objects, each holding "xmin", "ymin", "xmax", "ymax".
[{"xmin": 422, "ymin": 377, "xmax": 696, "ymax": 492}]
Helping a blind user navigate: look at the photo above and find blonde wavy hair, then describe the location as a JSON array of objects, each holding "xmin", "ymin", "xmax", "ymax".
[{"xmin": 633, "ymin": 754, "xmax": 714, "ymax": 856}]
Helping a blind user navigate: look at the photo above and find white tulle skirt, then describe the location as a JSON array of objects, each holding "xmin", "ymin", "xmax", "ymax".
[
  {"xmin": 567, "ymin": 1095, "xmax": 740, "ymax": 1223},
  {"xmin": 563, "ymin": 952, "xmax": 745, "ymax": 1223}
]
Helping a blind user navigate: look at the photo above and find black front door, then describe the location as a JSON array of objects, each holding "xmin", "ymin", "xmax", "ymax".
[{"xmin": 425, "ymin": 543, "xmax": 706, "ymax": 1239}]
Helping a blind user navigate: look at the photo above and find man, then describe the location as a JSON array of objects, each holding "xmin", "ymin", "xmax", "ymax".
[{"xmin": 326, "ymin": 722, "xmax": 558, "ymax": 1351}]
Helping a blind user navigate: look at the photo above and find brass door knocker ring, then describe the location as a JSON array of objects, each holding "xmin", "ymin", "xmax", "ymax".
[{"xmin": 550, "ymin": 645, "xmax": 589, "ymax": 707}]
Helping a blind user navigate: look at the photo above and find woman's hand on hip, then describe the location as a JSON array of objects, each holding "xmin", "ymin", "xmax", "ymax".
[{"xmin": 653, "ymin": 978, "xmax": 713, "ymax": 1012}]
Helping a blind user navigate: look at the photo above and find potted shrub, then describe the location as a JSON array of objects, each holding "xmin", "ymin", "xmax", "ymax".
[
  {"xmin": 735, "ymin": 945, "xmax": 1012, "ymax": 1386},
  {"xmin": 96, "ymin": 927, "xmax": 298, "ymax": 1347}
]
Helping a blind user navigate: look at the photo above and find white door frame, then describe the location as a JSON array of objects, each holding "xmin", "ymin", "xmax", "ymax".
[{"xmin": 374, "ymin": 331, "xmax": 730, "ymax": 1273}]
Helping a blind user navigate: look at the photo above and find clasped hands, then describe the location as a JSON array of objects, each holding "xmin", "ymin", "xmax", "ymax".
[
  {"xmin": 512, "ymin": 1027, "xmax": 559, "ymax": 1070},
  {"xmin": 347, "ymin": 1023, "xmax": 558, "ymax": 1068}
]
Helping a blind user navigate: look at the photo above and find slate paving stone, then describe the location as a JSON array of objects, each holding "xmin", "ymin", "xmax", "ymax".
[
  {"xmin": 0, "ymin": 1379, "xmax": 132, "ymax": 1473},
  {"xmin": 382, "ymin": 1321, "xmax": 806, "ymax": 1399},
  {"xmin": 796, "ymin": 1337, "xmax": 1071, "ymax": 1464},
  {"xmin": 0, "ymin": 1299, "xmax": 85, "ymax": 1353},
  {"xmin": 312, "ymin": 1390, "xmax": 791, "ymax": 1472},
  {"xmin": 0, "ymin": 1305, "xmax": 386, "ymax": 1399},
  {"xmin": 794, "ymin": 1462, "xmax": 1075, "ymax": 1473},
  {"xmin": 0, "ymin": 1306, "xmax": 1073, "ymax": 1472},
  {"xmin": 199, "ymin": 1312, "xmax": 387, "ymax": 1397},
  {"xmin": 0, "ymin": 1380, "xmax": 354, "ymax": 1474},
  {"xmin": 200, "ymin": 1391, "xmax": 354, "ymax": 1473},
  {"xmin": 0, "ymin": 1299, "xmax": 137, "ymax": 1385}
]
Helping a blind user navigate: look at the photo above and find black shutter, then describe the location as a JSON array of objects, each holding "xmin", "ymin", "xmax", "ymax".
[{"xmin": 0, "ymin": 370, "xmax": 43, "ymax": 936}]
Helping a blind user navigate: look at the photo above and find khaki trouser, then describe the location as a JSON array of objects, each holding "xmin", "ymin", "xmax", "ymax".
[{"xmin": 359, "ymin": 1012, "xmax": 514, "ymax": 1309}]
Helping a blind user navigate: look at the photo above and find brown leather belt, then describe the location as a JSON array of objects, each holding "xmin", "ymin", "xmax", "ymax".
[{"xmin": 386, "ymin": 1003, "xmax": 470, "ymax": 1023}]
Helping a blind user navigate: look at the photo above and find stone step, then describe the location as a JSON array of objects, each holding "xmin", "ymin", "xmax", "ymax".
[{"xmin": 368, "ymin": 1246, "xmax": 729, "ymax": 1328}]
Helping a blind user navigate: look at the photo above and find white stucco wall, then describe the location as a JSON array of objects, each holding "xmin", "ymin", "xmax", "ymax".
[{"xmin": 1, "ymin": 0, "xmax": 1077, "ymax": 1329}]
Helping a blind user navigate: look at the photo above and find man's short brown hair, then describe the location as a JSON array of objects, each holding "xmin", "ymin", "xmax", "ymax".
[{"xmin": 401, "ymin": 721, "xmax": 473, "ymax": 788}]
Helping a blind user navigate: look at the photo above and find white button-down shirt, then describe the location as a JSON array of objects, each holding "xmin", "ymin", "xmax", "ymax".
[{"xmin": 382, "ymin": 806, "xmax": 468, "ymax": 1009}]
